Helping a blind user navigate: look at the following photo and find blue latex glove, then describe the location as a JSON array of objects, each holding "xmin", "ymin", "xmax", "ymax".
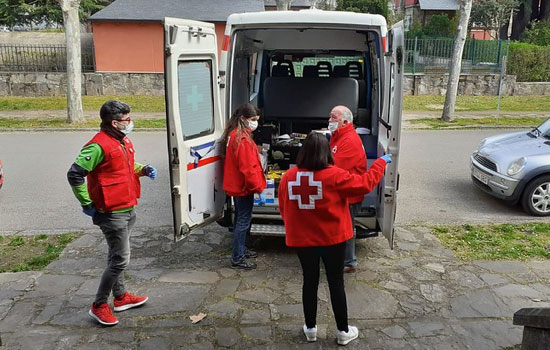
[
  {"xmin": 381, "ymin": 154, "xmax": 392, "ymax": 164},
  {"xmin": 82, "ymin": 204, "xmax": 97, "ymax": 217},
  {"xmin": 143, "ymin": 164, "xmax": 157, "ymax": 180},
  {"xmin": 258, "ymin": 192, "xmax": 267, "ymax": 206}
]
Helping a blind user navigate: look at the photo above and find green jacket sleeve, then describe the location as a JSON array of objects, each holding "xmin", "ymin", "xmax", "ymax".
[{"xmin": 67, "ymin": 143, "xmax": 104, "ymax": 206}]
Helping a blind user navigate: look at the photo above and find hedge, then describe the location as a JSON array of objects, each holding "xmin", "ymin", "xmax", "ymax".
[{"xmin": 508, "ymin": 42, "xmax": 550, "ymax": 82}]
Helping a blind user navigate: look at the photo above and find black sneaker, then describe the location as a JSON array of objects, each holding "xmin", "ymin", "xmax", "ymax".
[
  {"xmin": 231, "ymin": 259, "xmax": 257, "ymax": 270},
  {"xmin": 245, "ymin": 249, "xmax": 258, "ymax": 259}
]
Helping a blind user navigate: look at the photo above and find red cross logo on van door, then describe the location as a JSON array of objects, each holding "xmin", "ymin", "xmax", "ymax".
[{"xmin": 288, "ymin": 171, "xmax": 323, "ymax": 209}]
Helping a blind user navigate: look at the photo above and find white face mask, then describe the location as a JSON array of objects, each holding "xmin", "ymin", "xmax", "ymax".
[
  {"xmin": 117, "ymin": 120, "xmax": 134, "ymax": 135},
  {"xmin": 328, "ymin": 121, "xmax": 339, "ymax": 132},
  {"xmin": 248, "ymin": 120, "xmax": 259, "ymax": 131}
]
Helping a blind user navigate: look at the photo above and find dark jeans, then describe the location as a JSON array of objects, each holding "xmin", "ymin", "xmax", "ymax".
[
  {"xmin": 92, "ymin": 210, "xmax": 136, "ymax": 305},
  {"xmin": 231, "ymin": 195, "xmax": 253, "ymax": 264},
  {"xmin": 297, "ymin": 241, "xmax": 349, "ymax": 332},
  {"xmin": 345, "ymin": 202, "xmax": 361, "ymax": 267}
]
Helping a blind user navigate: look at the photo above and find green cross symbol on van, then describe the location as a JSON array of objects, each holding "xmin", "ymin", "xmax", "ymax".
[{"xmin": 187, "ymin": 85, "xmax": 204, "ymax": 111}]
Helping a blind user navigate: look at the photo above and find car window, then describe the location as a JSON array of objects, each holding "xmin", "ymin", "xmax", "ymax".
[{"xmin": 537, "ymin": 118, "xmax": 550, "ymax": 137}]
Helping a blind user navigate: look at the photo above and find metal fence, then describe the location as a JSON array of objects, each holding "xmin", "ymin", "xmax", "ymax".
[
  {"xmin": 0, "ymin": 44, "xmax": 95, "ymax": 72},
  {"xmin": 405, "ymin": 37, "xmax": 509, "ymax": 74}
]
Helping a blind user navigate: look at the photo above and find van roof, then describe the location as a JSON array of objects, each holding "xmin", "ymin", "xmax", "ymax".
[{"xmin": 227, "ymin": 9, "xmax": 387, "ymax": 31}]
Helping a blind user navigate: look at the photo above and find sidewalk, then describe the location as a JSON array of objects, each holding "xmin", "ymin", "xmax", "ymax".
[{"xmin": 1, "ymin": 223, "xmax": 548, "ymax": 349}]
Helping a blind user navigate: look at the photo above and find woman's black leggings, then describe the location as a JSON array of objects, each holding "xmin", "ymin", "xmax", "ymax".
[{"xmin": 296, "ymin": 241, "xmax": 349, "ymax": 332}]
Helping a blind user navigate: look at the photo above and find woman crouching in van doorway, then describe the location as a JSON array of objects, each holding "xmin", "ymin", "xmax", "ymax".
[
  {"xmin": 278, "ymin": 132, "xmax": 391, "ymax": 345},
  {"xmin": 221, "ymin": 103, "xmax": 267, "ymax": 270}
]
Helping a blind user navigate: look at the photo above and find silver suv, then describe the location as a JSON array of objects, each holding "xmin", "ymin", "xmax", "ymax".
[{"xmin": 470, "ymin": 118, "xmax": 550, "ymax": 216}]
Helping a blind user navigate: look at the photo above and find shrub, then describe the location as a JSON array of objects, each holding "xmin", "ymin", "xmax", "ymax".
[
  {"xmin": 423, "ymin": 14, "xmax": 457, "ymax": 37},
  {"xmin": 523, "ymin": 19, "xmax": 550, "ymax": 47},
  {"xmin": 508, "ymin": 42, "xmax": 550, "ymax": 82},
  {"xmin": 336, "ymin": 0, "xmax": 389, "ymax": 18}
]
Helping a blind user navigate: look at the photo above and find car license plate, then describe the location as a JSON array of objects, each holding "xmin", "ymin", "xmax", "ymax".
[{"xmin": 472, "ymin": 168, "xmax": 489, "ymax": 185}]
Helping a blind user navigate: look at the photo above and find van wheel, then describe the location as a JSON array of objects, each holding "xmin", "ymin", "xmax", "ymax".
[{"xmin": 521, "ymin": 175, "xmax": 550, "ymax": 216}]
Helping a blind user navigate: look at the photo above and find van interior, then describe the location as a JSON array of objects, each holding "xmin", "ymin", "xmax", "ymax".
[{"xmin": 228, "ymin": 27, "xmax": 384, "ymax": 234}]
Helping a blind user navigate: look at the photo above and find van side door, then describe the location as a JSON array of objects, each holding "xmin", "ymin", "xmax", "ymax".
[
  {"xmin": 164, "ymin": 17, "xmax": 225, "ymax": 241},
  {"xmin": 378, "ymin": 21, "xmax": 404, "ymax": 249}
]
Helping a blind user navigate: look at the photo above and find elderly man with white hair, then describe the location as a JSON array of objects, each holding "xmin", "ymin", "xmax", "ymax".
[{"xmin": 328, "ymin": 105, "xmax": 367, "ymax": 273}]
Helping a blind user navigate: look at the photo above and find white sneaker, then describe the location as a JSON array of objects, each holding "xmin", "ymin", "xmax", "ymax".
[
  {"xmin": 337, "ymin": 325, "xmax": 359, "ymax": 345},
  {"xmin": 303, "ymin": 324, "xmax": 317, "ymax": 342}
]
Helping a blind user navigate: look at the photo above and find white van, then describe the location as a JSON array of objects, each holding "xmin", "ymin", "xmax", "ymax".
[{"xmin": 163, "ymin": 10, "xmax": 403, "ymax": 248}]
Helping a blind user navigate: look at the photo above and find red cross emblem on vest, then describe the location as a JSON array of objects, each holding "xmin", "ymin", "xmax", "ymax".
[{"xmin": 288, "ymin": 171, "xmax": 323, "ymax": 209}]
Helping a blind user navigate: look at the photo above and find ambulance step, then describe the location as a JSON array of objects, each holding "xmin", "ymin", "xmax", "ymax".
[{"xmin": 250, "ymin": 224, "xmax": 286, "ymax": 236}]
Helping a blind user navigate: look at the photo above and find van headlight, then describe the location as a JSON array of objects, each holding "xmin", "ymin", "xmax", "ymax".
[{"xmin": 507, "ymin": 157, "xmax": 526, "ymax": 176}]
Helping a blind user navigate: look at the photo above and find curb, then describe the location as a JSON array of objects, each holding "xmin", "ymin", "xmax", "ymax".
[{"xmin": 404, "ymin": 124, "xmax": 533, "ymax": 130}]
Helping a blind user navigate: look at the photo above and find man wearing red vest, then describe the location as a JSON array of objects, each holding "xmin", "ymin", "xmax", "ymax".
[
  {"xmin": 328, "ymin": 105, "xmax": 367, "ymax": 273},
  {"xmin": 67, "ymin": 101, "xmax": 157, "ymax": 326}
]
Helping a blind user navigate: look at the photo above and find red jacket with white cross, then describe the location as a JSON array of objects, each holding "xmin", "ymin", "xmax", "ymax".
[
  {"xmin": 329, "ymin": 123, "xmax": 367, "ymax": 204},
  {"xmin": 278, "ymin": 159, "xmax": 387, "ymax": 248}
]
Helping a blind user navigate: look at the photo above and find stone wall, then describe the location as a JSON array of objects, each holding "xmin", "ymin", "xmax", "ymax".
[
  {"xmin": 0, "ymin": 71, "xmax": 549, "ymax": 97},
  {"xmin": 0, "ymin": 72, "xmax": 165, "ymax": 97},
  {"xmin": 403, "ymin": 74, "xmax": 518, "ymax": 96}
]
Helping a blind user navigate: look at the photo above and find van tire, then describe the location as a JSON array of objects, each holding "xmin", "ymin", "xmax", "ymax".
[{"xmin": 521, "ymin": 175, "xmax": 550, "ymax": 216}]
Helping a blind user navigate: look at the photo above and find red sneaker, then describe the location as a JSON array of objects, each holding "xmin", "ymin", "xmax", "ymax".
[
  {"xmin": 113, "ymin": 292, "xmax": 148, "ymax": 312},
  {"xmin": 89, "ymin": 303, "xmax": 118, "ymax": 326}
]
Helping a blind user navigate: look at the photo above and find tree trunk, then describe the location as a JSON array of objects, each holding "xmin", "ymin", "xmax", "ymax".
[
  {"xmin": 531, "ymin": 0, "xmax": 540, "ymax": 20},
  {"xmin": 275, "ymin": 0, "xmax": 293, "ymax": 10},
  {"xmin": 539, "ymin": 0, "xmax": 550, "ymax": 20},
  {"xmin": 441, "ymin": 0, "xmax": 472, "ymax": 122},
  {"xmin": 511, "ymin": 0, "xmax": 532, "ymax": 40},
  {"xmin": 59, "ymin": 0, "xmax": 84, "ymax": 124}
]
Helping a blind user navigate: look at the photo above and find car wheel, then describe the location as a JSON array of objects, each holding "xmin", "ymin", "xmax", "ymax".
[{"xmin": 521, "ymin": 175, "xmax": 550, "ymax": 216}]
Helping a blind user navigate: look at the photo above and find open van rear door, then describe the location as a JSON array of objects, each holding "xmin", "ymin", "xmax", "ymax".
[
  {"xmin": 164, "ymin": 18, "xmax": 225, "ymax": 241},
  {"xmin": 378, "ymin": 21, "xmax": 404, "ymax": 249}
]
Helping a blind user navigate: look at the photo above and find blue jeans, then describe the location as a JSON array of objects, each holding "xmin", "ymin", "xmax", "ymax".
[{"xmin": 231, "ymin": 195, "xmax": 253, "ymax": 263}]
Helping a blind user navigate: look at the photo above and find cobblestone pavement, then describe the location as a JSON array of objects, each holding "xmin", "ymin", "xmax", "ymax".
[{"xmin": 1, "ymin": 224, "xmax": 549, "ymax": 349}]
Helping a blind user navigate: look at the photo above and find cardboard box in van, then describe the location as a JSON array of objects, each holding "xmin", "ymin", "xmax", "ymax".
[{"xmin": 164, "ymin": 10, "xmax": 403, "ymax": 248}]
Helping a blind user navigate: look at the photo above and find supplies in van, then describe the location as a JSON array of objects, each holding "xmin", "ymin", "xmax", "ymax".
[
  {"xmin": 274, "ymin": 134, "xmax": 302, "ymax": 147},
  {"xmin": 254, "ymin": 179, "xmax": 275, "ymax": 205},
  {"xmin": 267, "ymin": 169, "xmax": 285, "ymax": 180}
]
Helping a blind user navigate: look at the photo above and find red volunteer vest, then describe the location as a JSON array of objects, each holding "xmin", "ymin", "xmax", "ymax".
[{"xmin": 85, "ymin": 131, "xmax": 141, "ymax": 212}]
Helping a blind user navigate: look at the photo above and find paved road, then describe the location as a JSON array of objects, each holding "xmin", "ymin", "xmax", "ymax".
[{"xmin": 0, "ymin": 129, "xmax": 542, "ymax": 233}]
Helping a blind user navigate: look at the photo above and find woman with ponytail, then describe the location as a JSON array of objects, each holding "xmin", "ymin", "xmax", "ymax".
[{"xmin": 221, "ymin": 103, "xmax": 266, "ymax": 270}]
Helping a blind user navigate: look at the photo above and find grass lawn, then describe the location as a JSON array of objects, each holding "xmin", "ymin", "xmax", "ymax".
[
  {"xmin": 410, "ymin": 116, "xmax": 547, "ymax": 129},
  {"xmin": 0, "ymin": 233, "xmax": 79, "ymax": 272},
  {"xmin": 403, "ymin": 95, "xmax": 550, "ymax": 112},
  {"xmin": 0, "ymin": 95, "xmax": 548, "ymax": 113},
  {"xmin": 0, "ymin": 118, "xmax": 165, "ymax": 129},
  {"xmin": 0, "ymin": 95, "xmax": 165, "ymax": 113},
  {"xmin": 432, "ymin": 223, "xmax": 550, "ymax": 261}
]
